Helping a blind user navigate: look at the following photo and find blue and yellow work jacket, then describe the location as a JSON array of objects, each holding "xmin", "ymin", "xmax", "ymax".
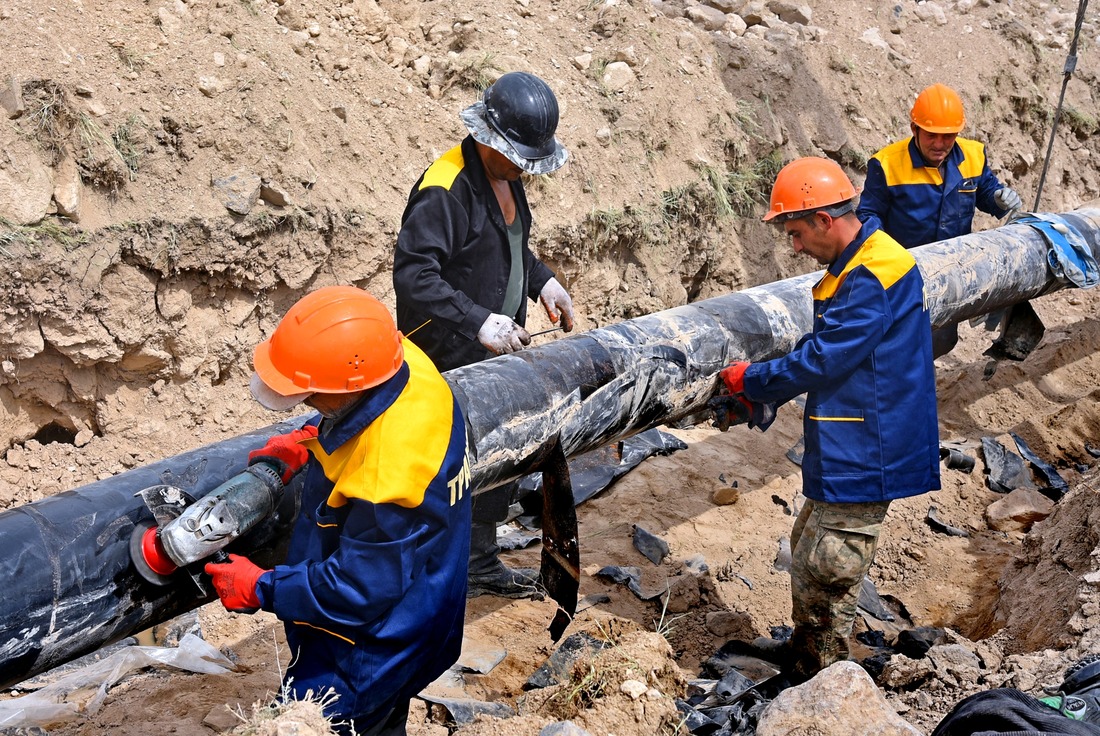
[
  {"xmin": 858, "ymin": 136, "xmax": 1008, "ymax": 247},
  {"xmin": 255, "ymin": 341, "xmax": 472, "ymax": 727},
  {"xmin": 742, "ymin": 220, "xmax": 941, "ymax": 503}
]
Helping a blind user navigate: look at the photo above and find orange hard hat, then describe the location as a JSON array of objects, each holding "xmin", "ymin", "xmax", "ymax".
[
  {"xmin": 910, "ymin": 83, "xmax": 965, "ymax": 134},
  {"xmin": 762, "ymin": 157, "xmax": 857, "ymax": 223},
  {"xmin": 253, "ymin": 285, "xmax": 404, "ymax": 398}
]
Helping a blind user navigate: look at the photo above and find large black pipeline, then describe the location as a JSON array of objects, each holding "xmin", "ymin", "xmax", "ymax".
[
  {"xmin": 0, "ymin": 208, "xmax": 1097, "ymax": 689},
  {"xmin": 0, "ymin": 424, "xmax": 302, "ymax": 689},
  {"xmin": 453, "ymin": 208, "xmax": 1100, "ymax": 490}
]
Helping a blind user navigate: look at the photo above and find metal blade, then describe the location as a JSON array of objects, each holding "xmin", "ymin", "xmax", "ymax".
[
  {"xmin": 135, "ymin": 484, "xmax": 196, "ymax": 527},
  {"xmin": 540, "ymin": 437, "xmax": 579, "ymax": 642}
]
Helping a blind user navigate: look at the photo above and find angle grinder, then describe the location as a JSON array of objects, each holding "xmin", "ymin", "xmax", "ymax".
[{"xmin": 129, "ymin": 462, "xmax": 284, "ymax": 591}]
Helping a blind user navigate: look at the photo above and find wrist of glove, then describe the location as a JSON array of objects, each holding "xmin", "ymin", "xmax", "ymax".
[
  {"xmin": 720, "ymin": 361, "xmax": 751, "ymax": 394},
  {"xmin": 995, "ymin": 187, "xmax": 1023, "ymax": 212},
  {"xmin": 203, "ymin": 553, "xmax": 268, "ymax": 613},
  {"xmin": 539, "ymin": 277, "xmax": 575, "ymax": 332},
  {"xmin": 477, "ymin": 314, "xmax": 531, "ymax": 355},
  {"xmin": 248, "ymin": 424, "xmax": 318, "ymax": 485}
]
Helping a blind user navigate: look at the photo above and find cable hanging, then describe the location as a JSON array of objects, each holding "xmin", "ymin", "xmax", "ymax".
[{"xmin": 1033, "ymin": 0, "xmax": 1090, "ymax": 211}]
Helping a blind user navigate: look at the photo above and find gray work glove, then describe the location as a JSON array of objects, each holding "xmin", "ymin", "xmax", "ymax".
[
  {"xmin": 994, "ymin": 187, "xmax": 1023, "ymax": 212},
  {"xmin": 477, "ymin": 313, "xmax": 531, "ymax": 355},
  {"xmin": 539, "ymin": 277, "xmax": 575, "ymax": 332}
]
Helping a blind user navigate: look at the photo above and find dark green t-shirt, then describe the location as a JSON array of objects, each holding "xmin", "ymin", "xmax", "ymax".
[{"xmin": 500, "ymin": 216, "xmax": 524, "ymax": 320}]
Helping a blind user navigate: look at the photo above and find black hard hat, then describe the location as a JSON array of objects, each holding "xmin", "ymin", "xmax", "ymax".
[{"xmin": 461, "ymin": 71, "xmax": 569, "ymax": 175}]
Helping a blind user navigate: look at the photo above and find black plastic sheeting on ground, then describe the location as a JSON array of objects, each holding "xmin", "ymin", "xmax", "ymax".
[
  {"xmin": 982, "ymin": 436, "xmax": 1037, "ymax": 493},
  {"xmin": 857, "ymin": 577, "xmax": 896, "ymax": 622},
  {"xmin": 926, "ymin": 505, "xmax": 970, "ymax": 537},
  {"xmin": 514, "ymin": 427, "xmax": 687, "ymax": 528},
  {"xmin": 593, "ymin": 565, "xmax": 661, "ymax": 601},
  {"xmin": 940, "ymin": 444, "xmax": 977, "ymax": 473},
  {"xmin": 632, "ymin": 524, "xmax": 670, "ymax": 565},
  {"xmin": 785, "ymin": 437, "xmax": 805, "ymax": 467},
  {"xmin": 931, "ymin": 688, "xmax": 1100, "ymax": 736},
  {"xmin": 981, "ymin": 435, "xmax": 1070, "ymax": 501},
  {"xmin": 524, "ymin": 632, "xmax": 610, "ymax": 690},
  {"xmin": 419, "ymin": 694, "xmax": 515, "ymax": 726},
  {"xmin": 685, "ymin": 640, "xmax": 788, "ymax": 735},
  {"xmin": 1012, "ymin": 432, "xmax": 1070, "ymax": 500}
]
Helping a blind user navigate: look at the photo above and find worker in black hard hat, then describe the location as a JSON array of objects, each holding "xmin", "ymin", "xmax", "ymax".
[{"xmin": 393, "ymin": 71, "xmax": 575, "ymax": 599}]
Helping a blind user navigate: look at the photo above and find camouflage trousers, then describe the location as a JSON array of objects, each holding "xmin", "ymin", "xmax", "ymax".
[{"xmin": 788, "ymin": 497, "xmax": 890, "ymax": 677}]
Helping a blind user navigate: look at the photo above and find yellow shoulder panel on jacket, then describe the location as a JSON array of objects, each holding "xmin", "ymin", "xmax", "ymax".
[
  {"xmin": 955, "ymin": 137, "xmax": 987, "ymax": 179},
  {"xmin": 316, "ymin": 342, "xmax": 456, "ymax": 509},
  {"xmin": 418, "ymin": 145, "xmax": 465, "ymax": 191},
  {"xmin": 813, "ymin": 230, "xmax": 915, "ymax": 299},
  {"xmin": 873, "ymin": 138, "xmax": 941, "ymax": 187},
  {"xmin": 847, "ymin": 230, "xmax": 915, "ymax": 291}
]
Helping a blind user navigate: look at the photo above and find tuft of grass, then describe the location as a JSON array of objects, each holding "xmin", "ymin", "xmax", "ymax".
[
  {"xmin": 112, "ymin": 115, "xmax": 144, "ymax": 178},
  {"xmin": 1011, "ymin": 95, "xmax": 1052, "ymax": 133},
  {"xmin": 228, "ymin": 678, "xmax": 342, "ymax": 735},
  {"xmin": 828, "ymin": 55, "xmax": 855, "ymax": 74},
  {"xmin": 247, "ymin": 209, "xmax": 308, "ymax": 235},
  {"xmin": 522, "ymin": 169, "xmax": 560, "ymax": 200},
  {"xmin": 732, "ymin": 99, "xmax": 759, "ymax": 138},
  {"xmin": 588, "ymin": 58, "xmax": 619, "ymax": 100},
  {"xmin": 111, "ymin": 41, "xmax": 147, "ymax": 72},
  {"xmin": 658, "ymin": 184, "xmax": 697, "ymax": 228},
  {"xmin": 725, "ymin": 149, "xmax": 784, "ymax": 217},
  {"xmin": 696, "ymin": 163, "xmax": 735, "ymax": 219},
  {"xmin": 23, "ymin": 80, "xmax": 73, "ymax": 162},
  {"xmin": 442, "ymin": 52, "xmax": 498, "ymax": 93},
  {"xmin": 76, "ymin": 113, "xmax": 133, "ymax": 188},
  {"xmin": 0, "ymin": 215, "xmax": 88, "ymax": 250},
  {"xmin": 1063, "ymin": 105, "xmax": 1099, "ymax": 137},
  {"xmin": 652, "ymin": 582, "xmax": 688, "ymax": 640},
  {"xmin": 587, "ymin": 206, "xmax": 624, "ymax": 251},
  {"xmin": 561, "ymin": 663, "xmax": 609, "ymax": 709}
]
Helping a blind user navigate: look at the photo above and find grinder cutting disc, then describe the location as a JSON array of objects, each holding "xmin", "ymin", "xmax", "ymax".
[{"xmin": 130, "ymin": 519, "xmax": 176, "ymax": 586}]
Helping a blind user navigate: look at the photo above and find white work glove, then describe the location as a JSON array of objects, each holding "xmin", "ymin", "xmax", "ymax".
[
  {"xmin": 994, "ymin": 187, "xmax": 1023, "ymax": 212},
  {"xmin": 477, "ymin": 313, "xmax": 531, "ymax": 355},
  {"xmin": 539, "ymin": 277, "xmax": 575, "ymax": 332}
]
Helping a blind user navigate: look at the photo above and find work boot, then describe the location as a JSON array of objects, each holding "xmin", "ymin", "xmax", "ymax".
[
  {"xmin": 746, "ymin": 636, "xmax": 797, "ymax": 671},
  {"xmin": 744, "ymin": 635, "xmax": 820, "ymax": 688},
  {"xmin": 467, "ymin": 515, "xmax": 541, "ymax": 599},
  {"xmin": 467, "ymin": 558, "xmax": 541, "ymax": 599}
]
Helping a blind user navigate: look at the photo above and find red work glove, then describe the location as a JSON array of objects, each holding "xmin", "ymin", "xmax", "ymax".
[
  {"xmin": 720, "ymin": 361, "xmax": 751, "ymax": 395},
  {"xmin": 248, "ymin": 424, "xmax": 319, "ymax": 485},
  {"xmin": 204, "ymin": 554, "xmax": 268, "ymax": 613}
]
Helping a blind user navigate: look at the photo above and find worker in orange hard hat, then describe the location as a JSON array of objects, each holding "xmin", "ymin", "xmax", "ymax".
[
  {"xmin": 858, "ymin": 83, "xmax": 1023, "ymax": 356},
  {"xmin": 715, "ymin": 157, "xmax": 940, "ymax": 684},
  {"xmin": 205, "ymin": 285, "xmax": 472, "ymax": 736}
]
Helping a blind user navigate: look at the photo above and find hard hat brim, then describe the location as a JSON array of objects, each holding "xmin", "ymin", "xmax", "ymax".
[
  {"xmin": 249, "ymin": 372, "xmax": 313, "ymax": 412},
  {"xmin": 461, "ymin": 102, "xmax": 569, "ymax": 176},
  {"xmin": 913, "ymin": 123, "xmax": 965, "ymax": 135}
]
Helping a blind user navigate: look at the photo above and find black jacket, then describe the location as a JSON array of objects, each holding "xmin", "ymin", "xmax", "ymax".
[{"xmin": 393, "ymin": 136, "xmax": 554, "ymax": 372}]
